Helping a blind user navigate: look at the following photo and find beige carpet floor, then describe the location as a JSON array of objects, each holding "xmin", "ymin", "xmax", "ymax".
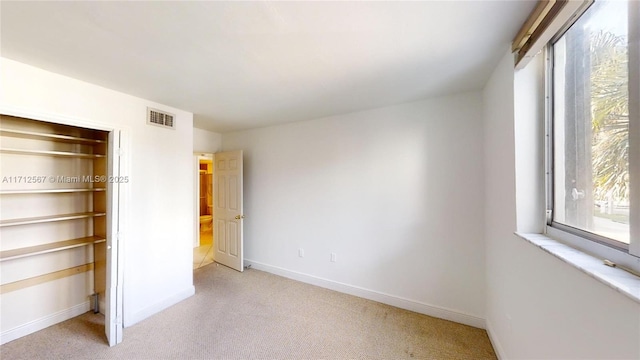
[{"xmin": 0, "ymin": 263, "xmax": 496, "ymax": 359}]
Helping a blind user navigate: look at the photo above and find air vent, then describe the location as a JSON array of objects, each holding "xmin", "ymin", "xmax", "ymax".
[{"xmin": 147, "ymin": 108, "xmax": 175, "ymax": 129}]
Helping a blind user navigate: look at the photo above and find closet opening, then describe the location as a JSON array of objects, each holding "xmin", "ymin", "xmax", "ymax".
[{"xmin": 0, "ymin": 114, "xmax": 122, "ymax": 346}]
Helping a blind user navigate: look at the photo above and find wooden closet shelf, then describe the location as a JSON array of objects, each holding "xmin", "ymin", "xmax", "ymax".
[
  {"xmin": 0, "ymin": 188, "xmax": 106, "ymax": 195},
  {"xmin": 0, "ymin": 128, "xmax": 106, "ymax": 144},
  {"xmin": 0, "ymin": 263, "xmax": 95, "ymax": 294},
  {"xmin": 0, "ymin": 236, "xmax": 106, "ymax": 262},
  {"xmin": 0, "ymin": 212, "xmax": 107, "ymax": 227},
  {"xmin": 0, "ymin": 148, "xmax": 105, "ymax": 158}
]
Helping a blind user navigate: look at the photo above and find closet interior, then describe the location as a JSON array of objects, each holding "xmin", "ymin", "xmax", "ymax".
[{"xmin": 0, "ymin": 114, "xmax": 109, "ymax": 341}]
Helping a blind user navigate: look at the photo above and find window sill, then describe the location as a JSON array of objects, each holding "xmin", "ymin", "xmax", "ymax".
[{"xmin": 515, "ymin": 232, "xmax": 640, "ymax": 304}]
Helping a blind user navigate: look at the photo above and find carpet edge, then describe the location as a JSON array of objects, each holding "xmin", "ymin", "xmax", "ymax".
[{"xmin": 245, "ymin": 259, "xmax": 486, "ymax": 329}]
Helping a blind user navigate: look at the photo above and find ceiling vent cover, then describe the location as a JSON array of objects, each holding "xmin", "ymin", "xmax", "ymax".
[{"xmin": 147, "ymin": 108, "xmax": 175, "ymax": 129}]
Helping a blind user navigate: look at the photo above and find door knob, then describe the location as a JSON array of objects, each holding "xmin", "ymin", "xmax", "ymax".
[{"xmin": 235, "ymin": 215, "xmax": 245, "ymax": 219}]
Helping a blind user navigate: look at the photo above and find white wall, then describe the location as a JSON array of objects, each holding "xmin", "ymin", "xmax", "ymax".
[
  {"xmin": 513, "ymin": 52, "xmax": 546, "ymax": 234},
  {"xmin": 223, "ymin": 93, "xmax": 487, "ymax": 326},
  {"xmin": 483, "ymin": 50, "xmax": 640, "ymax": 359},
  {"xmin": 0, "ymin": 58, "xmax": 195, "ymax": 331},
  {"xmin": 194, "ymin": 128, "xmax": 222, "ymax": 154}
]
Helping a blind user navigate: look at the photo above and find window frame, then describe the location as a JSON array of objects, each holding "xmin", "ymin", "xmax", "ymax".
[{"xmin": 545, "ymin": 0, "xmax": 640, "ymax": 265}]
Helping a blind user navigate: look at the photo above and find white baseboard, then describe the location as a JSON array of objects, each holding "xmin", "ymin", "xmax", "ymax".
[
  {"xmin": 245, "ymin": 259, "xmax": 486, "ymax": 329},
  {"xmin": 485, "ymin": 319, "xmax": 506, "ymax": 360},
  {"xmin": 0, "ymin": 301, "xmax": 90, "ymax": 345},
  {"xmin": 125, "ymin": 285, "xmax": 195, "ymax": 327}
]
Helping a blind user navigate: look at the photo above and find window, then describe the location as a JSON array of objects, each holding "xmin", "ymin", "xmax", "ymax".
[{"xmin": 549, "ymin": 0, "xmax": 639, "ymax": 257}]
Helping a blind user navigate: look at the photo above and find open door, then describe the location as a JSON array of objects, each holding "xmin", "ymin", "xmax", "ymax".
[
  {"xmin": 105, "ymin": 130, "xmax": 124, "ymax": 346},
  {"xmin": 213, "ymin": 150, "xmax": 244, "ymax": 272}
]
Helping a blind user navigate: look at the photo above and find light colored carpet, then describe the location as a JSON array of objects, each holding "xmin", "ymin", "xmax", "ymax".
[{"xmin": 0, "ymin": 264, "xmax": 496, "ymax": 359}]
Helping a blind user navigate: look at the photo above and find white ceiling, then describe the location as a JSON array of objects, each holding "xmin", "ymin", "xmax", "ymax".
[{"xmin": 1, "ymin": 1, "xmax": 534, "ymax": 133}]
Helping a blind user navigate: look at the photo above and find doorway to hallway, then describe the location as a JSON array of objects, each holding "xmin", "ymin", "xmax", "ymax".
[{"xmin": 194, "ymin": 154, "xmax": 214, "ymax": 270}]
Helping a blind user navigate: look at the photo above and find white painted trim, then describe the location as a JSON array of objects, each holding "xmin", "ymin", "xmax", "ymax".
[
  {"xmin": 194, "ymin": 155, "xmax": 201, "ymax": 248},
  {"xmin": 244, "ymin": 259, "xmax": 486, "ymax": 329},
  {"xmin": 0, "ymin": 301, "xmax": 90, "ymax": 345},
  {"xmin": 629, "ymin": 0, "xmax": 640, "ymax": 257},
  {"xmin": 485, "ymin": 319, "xmax": 506, "ymax": 360},
  {"xmin": 110, "ymin": 128, "xmax": 129, "ymax": 346},
  {"xmin": 125, "ymin": 286, "xmax": 195, "ymax": 327}
]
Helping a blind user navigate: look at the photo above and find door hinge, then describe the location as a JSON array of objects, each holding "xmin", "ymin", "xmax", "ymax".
[
  {"xmin": 115, "ymin": 317, "xmax": 123, "ymax": 325},
  {"xmin": 116, "ymin": 148, "xmax": 124, "ymax": 157}
]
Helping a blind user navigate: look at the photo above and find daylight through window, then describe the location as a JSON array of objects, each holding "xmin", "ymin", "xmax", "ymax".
[{"xmin": 551, "ymin": 0, "xmax": 637, "ymax": 251}]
